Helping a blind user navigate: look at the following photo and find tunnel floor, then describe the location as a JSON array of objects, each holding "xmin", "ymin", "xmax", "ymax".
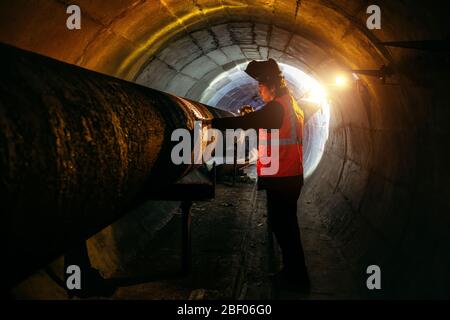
[
  {"xmin": 14, "ymin": 178, "xmax": 365, "ymax": 299},
  {"xmin": 112, "ymin": 180, "xmax": 361, "ymax": 300}
]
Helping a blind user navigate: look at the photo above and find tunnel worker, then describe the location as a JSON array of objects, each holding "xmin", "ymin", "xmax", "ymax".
[{"xmin": 211, "ymin": 59, "xmax": 310, "ymax": 291}]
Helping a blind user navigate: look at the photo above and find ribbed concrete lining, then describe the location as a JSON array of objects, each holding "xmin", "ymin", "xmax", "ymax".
[
  {"xmin": 1, "ymin": 1, "xmax": 449, "ymax": 297},
  {"xmin": 134, "ymin": 23, "xmax": 325, "ymax": 101}
]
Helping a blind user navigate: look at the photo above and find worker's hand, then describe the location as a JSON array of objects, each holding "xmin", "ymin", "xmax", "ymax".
[{"xmin": 239, "ymin": 105, "xmax": 255, "ymax": 115}]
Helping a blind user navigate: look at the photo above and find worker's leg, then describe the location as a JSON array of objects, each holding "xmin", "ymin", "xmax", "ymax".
[
  {"xmin": 266, "ymin": 178, "xmax": 308, "ymax": 282},
  {"xmin": 279, "ymin": 193, "xmax": 307, "ymax": 276}
]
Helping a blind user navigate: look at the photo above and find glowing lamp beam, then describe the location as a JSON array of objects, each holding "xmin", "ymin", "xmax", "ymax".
[{"xmin": 335, "ymin": 75, "xmax": 347, "ymax": 87}]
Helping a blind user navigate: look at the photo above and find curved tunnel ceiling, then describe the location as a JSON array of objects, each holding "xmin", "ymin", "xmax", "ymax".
[
  {"xmin": 134, "ymin": 22, "xmax": 335, "ymax": 100},
  {"xmin": 1, "ymin": 1, "xmax": 449, "ymax": 298},
  {"xmin": 0, "ymin": 0, "xmax": 395, "ymax": 79}
]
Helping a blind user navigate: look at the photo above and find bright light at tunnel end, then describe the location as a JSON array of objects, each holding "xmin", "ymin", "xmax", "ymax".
[
  {"xmin": 335, "ymin": 75, "xmax": 347, "ymax": 87},
  {"xmin": 279, "ymin": 63, "xmax": 328, "ymax": 103}
]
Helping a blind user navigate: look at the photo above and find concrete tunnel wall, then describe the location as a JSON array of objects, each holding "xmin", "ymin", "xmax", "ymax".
[{"xmin": 1, "ymin": 1, "xmax": 449, "ymax": 298}]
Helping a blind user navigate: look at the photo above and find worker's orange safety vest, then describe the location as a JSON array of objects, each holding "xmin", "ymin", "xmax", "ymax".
[{"xmin": 257, "ymin": 94, "xmax": 304, "ymax": 177}]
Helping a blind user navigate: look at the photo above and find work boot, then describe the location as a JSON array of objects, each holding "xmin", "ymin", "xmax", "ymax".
[
  {"xmin": 287, "ymin": 269, "xmax": 311, "ymax": 293},
  {"xmin": 271, "ymin": 268, "xmax": 311, "ymax": 293}
]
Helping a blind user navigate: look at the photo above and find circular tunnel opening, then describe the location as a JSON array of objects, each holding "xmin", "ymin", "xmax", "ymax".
[{"xmin": 134, "ymin": 22, "xmax": 340, "ymax": 180}]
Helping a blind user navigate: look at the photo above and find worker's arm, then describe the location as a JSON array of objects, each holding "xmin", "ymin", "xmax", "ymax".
[{"xmin": 211, "ymin": 101, "xmax": 284, "ymax": 130}]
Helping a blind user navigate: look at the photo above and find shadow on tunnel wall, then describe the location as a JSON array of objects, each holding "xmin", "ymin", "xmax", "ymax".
[{"xmin": 303, "ymin": 50, "xmax": 450, "ymax": 298}]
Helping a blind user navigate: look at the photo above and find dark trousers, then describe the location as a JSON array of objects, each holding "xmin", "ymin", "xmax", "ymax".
[{"xmin": 264, "ymin": 175, "xmax": 307, "ymax": 275}]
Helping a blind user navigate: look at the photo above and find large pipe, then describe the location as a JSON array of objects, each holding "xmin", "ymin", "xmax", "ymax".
[{"xmin": 0, "ymin": 43, "xmax": 227, "ymax": 287}]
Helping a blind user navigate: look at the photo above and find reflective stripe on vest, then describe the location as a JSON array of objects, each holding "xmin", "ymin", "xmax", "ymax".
[
  {"xmin": 259, "ymin": 101, "xmax": 302, "ymax": 146},
  {"xmin": 257, "ymin": 94, "xmax": 303, "ymax": 177}
]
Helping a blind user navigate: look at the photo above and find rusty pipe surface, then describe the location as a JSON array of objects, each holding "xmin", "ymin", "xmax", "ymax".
[{"xmin": 0, "ymin": 43, "xmax": 228, "ymax": 287}]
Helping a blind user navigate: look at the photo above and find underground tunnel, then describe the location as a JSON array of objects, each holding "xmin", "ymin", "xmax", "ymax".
[{"xmin": 1, "ymin": 1, "xmax": 449, "ymax": 300}]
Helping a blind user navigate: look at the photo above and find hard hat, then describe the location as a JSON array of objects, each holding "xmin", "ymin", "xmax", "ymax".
[{"xmin": 244, "ymin": 58, "xmax": 282, "ymax": 83}]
